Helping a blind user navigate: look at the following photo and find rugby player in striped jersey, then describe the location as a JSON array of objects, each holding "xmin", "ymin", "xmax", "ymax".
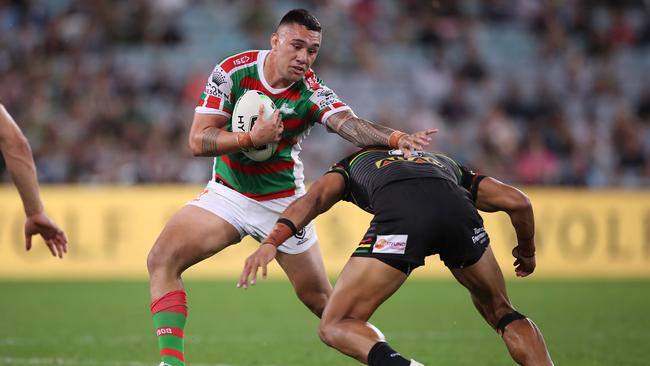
[{"xmin": 146, "ymin": 9, "xmax": 435, "ymax": 366}]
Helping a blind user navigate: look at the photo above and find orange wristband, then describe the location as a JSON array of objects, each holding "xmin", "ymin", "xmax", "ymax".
[
  {"xmin": 262, "ymin": 222, "xmax": 293, "ymax": 248},
  {"xmin": 236, "ymin": 132, "xmax": 254, "ymax": 150},
  {"xmin": 388, "ymin": 131, "xmax": 407, "ymax": 148}
]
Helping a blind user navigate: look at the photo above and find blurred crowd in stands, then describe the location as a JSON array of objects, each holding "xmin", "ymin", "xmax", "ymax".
[{"xmin": 1, "ymin": 0, "xmax": 648, "ymax": 187}]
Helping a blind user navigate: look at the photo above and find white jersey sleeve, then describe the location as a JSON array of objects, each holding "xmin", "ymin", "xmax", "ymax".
[{"xmin": 195, "ymin": 64, "xmax": 234, "ymax": 117}]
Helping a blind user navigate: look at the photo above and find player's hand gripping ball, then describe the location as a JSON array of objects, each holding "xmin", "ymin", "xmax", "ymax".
[{"xmin": 232, "ymin": 90, "xmax": 278, "ymax": 161}]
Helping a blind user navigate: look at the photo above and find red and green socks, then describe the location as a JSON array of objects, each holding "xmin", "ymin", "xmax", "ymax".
[{"xmin": 151, "ymin": 290, "xmax": 187, "ymax": 366}]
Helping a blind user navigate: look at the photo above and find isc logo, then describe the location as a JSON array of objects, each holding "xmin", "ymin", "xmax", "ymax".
[{"xmin": 233, "ymin": 55, "xmax": 250, "ymax": 66}]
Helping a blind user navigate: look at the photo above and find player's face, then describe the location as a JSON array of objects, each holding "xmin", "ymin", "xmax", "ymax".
[{"xmin": 271, "ymin": 23, "xmax": 321, "ymax": 82}]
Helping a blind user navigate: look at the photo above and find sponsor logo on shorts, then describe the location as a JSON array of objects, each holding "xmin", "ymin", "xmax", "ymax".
[
  {"xmin": 294, "ymin": 227, "xmax": 305, "ymax": 240},
  {"xmin": 372, "ymin": 235, "xmax": 408, "ymax": 254},
  {"xmin": 294, "ymin": 228, "xmax": 307, "ymax": 245},
  {"xmin": 472, "ymin": 227, "xmax": 488, "ymax": 245}
]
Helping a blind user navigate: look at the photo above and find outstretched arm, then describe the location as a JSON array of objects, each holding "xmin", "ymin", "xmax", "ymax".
[
  {"xmin": 238, "ymin": 173, "xmax": 346, "ymax": 288},
  {"xmin": 0, "ymin": 104, "xmax": 68, "ymax": 258},
  {"xmin": 326, "ymin": 110, "xmax": 437, "ymax": 157},
  {"xmin": 475, "ymin": 176, "xmax": 536, "ymax": 277}
]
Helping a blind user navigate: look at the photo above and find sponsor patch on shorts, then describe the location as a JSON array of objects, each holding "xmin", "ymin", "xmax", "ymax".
[
  {"xmin": 372, "ymin": 235, "xmax": 408, "ymax": 254},
  {"xmin": 472, "ymin": 227, "xmax": 488, "ymax": 245},
  {"xmin": 295, "ymin": 228, "xmax": 308, "ymax": 245}
]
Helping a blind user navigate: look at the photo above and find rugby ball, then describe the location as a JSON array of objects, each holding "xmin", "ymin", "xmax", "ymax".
[{"xmin": 232, "ymin": 90, "xmax": 278, "ymax": 162}]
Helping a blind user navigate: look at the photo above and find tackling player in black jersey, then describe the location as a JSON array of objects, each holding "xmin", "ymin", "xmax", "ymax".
[{"xmin": 239, "ymin": 147, "xmax": 554, "ymax": 366}]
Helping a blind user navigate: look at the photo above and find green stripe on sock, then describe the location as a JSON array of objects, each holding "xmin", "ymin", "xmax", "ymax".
[
  {"xmin": 154, "ymin": 311, "xmax": 186, "ymax": 366},
  {"xmin": 153, "ymin": 311, "xmax": 187, "ymax": 329},
  {"xmin": 159, "ymin": 335, "xmax": 184, "ymax": 351}
]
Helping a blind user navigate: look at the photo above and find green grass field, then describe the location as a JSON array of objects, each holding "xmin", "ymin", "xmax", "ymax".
[{"xmin": 0, "ymin": 279, "xmax": 648, "ymax": 366}]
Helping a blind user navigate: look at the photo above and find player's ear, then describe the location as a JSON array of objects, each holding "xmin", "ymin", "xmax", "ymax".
[{"xmin": 271, "ymin": 32, "xmax": 280, "ymax": 49}]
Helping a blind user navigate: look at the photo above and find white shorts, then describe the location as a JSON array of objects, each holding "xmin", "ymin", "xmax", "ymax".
[{"xmin": 187, "ymin": 180, "xmax": 318, "ymax": 254}]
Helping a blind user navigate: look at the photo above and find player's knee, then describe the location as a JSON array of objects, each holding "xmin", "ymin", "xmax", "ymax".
[
  {"xmin": 318, "ymin": 319, "xmax": 343, "ymax": 347},
  {"xmin": 147, "ymin": 233, "xmax": 180, "ymax": 276},
  {"xmin": 146, "ymin": 243, "xmax": 165, "ymax": 276}
]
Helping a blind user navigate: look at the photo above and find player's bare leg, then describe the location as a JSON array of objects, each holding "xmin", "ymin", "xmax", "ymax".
[
  {"xmin": 147, "ymin": 205, "xmax": 241, "ymax": 366},
  {"xmin": 276, "ymin": 242, "xmax": 332, "ymax": 317},
  {"xmin": 319, "ymin": 257, "xmax": 418, "ymax": 365},
  {"xmin": 147, "ymin": 205, "xmax": 241, "ymax": 299},
  {"xmin": 451, "ymin": 246, "xmax": 553, "ymax": 366}
]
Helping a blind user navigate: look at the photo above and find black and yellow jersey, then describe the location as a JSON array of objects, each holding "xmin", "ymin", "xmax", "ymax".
[{"xmin": 326, "ymin": 147, "xmax": 477, "ymax": 213}]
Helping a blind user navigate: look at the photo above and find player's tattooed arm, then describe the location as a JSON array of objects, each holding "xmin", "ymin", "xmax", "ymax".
[
  {"xmin": 189, "ymin": 113, "xmax": 252, "ymax": 156},
  {"xmin": 325, "ymin": 110, "xmax": 394, "ymax": 147},
  {"xmin": 200, "ymin": 128, "xmax": 222, "ymax": 155},
  {"xmin": 326, "ymin": 110, "xmax": 437, "ymax": 155},
  {"xmin": 190, "ymin": 108, "xmax": 282, "ymax": 157},
  {"xmin": 189, "ymin": 113, "xmax": 245, "ymax": 156}
]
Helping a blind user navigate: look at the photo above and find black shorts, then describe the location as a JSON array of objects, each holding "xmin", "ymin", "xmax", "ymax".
[{"xmin": 351, "ymin": 178, "xmax": 489, "ymax": 274}]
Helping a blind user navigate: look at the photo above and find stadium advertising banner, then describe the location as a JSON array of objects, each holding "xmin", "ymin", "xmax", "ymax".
[{"xmin": 1, "ymin": 186, "xmax": 649, "ymax": 279}]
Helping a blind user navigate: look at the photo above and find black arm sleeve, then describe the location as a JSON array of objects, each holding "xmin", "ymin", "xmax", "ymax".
[
  {"xmin": 324, "ymin": 156, "xmax": 352, "ymax": 202},
  {"xmin": 459, "ymin": 165, "xmax": 487, "ymax": 203}
]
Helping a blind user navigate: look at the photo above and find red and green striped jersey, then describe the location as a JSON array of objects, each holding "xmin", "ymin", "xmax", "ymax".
[{"xmin": 195, "ymin": 50, "xmax": 351, "ymax": 201}]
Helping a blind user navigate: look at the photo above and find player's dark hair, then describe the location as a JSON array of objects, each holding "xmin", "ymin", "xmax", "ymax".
[{"xmin": 278, "ymin": 9, "xmax": 321, "ymax": 32}]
